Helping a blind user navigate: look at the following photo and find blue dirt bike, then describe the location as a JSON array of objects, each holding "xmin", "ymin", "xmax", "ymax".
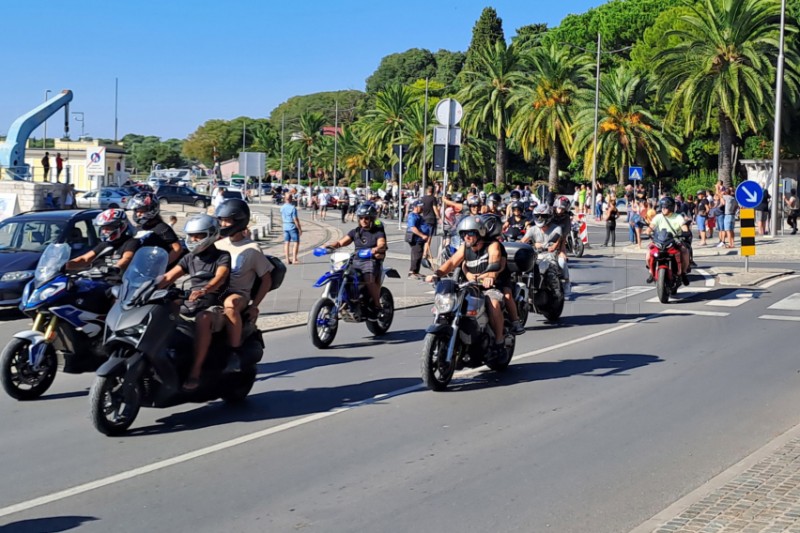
[
  {"xmin": 0, "ymin": 243, "xmax": 116, "ymax": 400},
  {"xmin": 308, "ymin": 248, "xmax": 401, "ymax": 348}
]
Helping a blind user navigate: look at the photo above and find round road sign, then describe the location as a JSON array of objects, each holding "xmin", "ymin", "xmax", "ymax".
[{"xmin": 434, "ymin": 98, "xmax": 463, "ymax": 127}]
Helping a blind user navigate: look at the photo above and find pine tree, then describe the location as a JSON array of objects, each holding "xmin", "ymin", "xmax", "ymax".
[{"xmin": 463, "ymin": 8, "xmax": 506, "ymax": 76}]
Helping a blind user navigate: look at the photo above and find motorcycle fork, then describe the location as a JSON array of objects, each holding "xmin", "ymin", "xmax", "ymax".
[
  {"xmin": 32, "ymin": 312, "xmax": 46, "ymax": 332},
  {"xmin": 42, "ymin": 315, "xmax": 58, "ymax": 343},
  {"xmin": 445, "ymin": 314, "xmax": 462, "ymax": 365}
]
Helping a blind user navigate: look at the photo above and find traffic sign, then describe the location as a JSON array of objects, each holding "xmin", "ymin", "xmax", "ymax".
[
  {"xmin": 628, "ymin": 166, "xmax": 643, "ymax": 181},
  {"xmin": 735, "ymin": 181, "xmax": 763, "ymax": 209},
  {"xmin": 433, "ymin": 126, "xmax": 461, "ymax": 146},
  {"xmin": 739, "ymin": 208, "xmax": 756, "ymax": 256},
  {"xmin": 86, "ymin": 147, "xmax": 106, "ymax": 176},
  {"xmin": 434, "ymin": 98, "xmax": 463, "ymax": 126},
  {"xmin": 384, "ymin": 170, "xmax": 391, "ymax": 180}
]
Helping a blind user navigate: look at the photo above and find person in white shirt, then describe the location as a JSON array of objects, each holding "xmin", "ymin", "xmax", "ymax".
[
  {"xmin": 212, "ymin": 187, "xmax": 226, "ymax": 211},
  {"xmin": 318, "ymin": 189, "xmax": 330, "ymax": 220}
]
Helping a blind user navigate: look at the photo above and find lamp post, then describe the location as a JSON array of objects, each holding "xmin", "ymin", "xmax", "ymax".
[
  {"xmin": 44, "ymin": 90, "xmax": 52, "ymax": 150},
  {"xmin": 71, "ymin": 112, "xmax": 85, "ymax": 139},
  {"xmin": 770, "ymin": 0, "xmax": 787, "ymax": 236},
  {"xmin": 333, "ymin": 101, "xmax": 339, "ymax": 188}
]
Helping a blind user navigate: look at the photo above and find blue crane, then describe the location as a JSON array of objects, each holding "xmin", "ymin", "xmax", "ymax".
[{"xmin": 0, "ymin": 89, "xmax": 73, "ymax": 180}]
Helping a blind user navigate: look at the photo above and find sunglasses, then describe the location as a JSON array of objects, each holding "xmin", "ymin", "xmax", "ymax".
[
  {"xmin": 358, "ymin": 216, "xmax": 371, "ymax": 220},
  {"xmin": 462, "ymin": 230, "xmax": 479, "ymax": 237}
]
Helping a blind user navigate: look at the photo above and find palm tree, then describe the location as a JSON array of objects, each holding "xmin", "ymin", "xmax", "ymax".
[
  {"xmin": 401, "ymin": 101, "xmax": 432, "ymax": 180},
  {"xmin": 338, "ymin": 124, "xmax": 377, "ymax": 180},
  {"xmin": 288, "ymin": 111, "xmax": 327, "ymax": 180},
  {"xmin": 653, "ymin": 0, "xmax": 799, "ymax": 187},
  {"xmin": 457, "ymin": 39, "xmax": 521, "ymax": 187},
  {"xmin": 509, "ymin": 44, "xmax": 592, "ymax": 192},
  {"xmin": 573, "ymin": 66, "xmax": 681, "ymax": 186},
  {"xmin": 362, "ymin": 84, "xmax": 416, "ymax": 168}
]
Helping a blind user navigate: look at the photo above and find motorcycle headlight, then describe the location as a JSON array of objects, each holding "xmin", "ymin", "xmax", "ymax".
[
  {"xmin": 330, "ymin": 252, "xmax": 350, "ymax": 271},
  {"xmin": 121, "ymin": 324, "xmax": 147, "ymax": 337},
  {"xmin": 1, "ymin": 270, "xmax": 35, "ymax": 282},
  {"xmin": 434, "ymin": 292, "xmax": 457, "ymax": 314},
  {"xmin": 36, "ymin": 282, "xmax": 67, "ymax": 302}
]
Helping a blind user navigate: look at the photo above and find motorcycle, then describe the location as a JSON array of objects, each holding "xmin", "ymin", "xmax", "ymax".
[
  {"xmin": 88, "ymin": 247, "xmax": 264, "ymax": 435},
  {"xmin": 648, "ymin": 229, "xmax": 683, "ymax": 303},
  {"xmin": 1, "ymin": 243, "xmax": 116, "ymax": 401},
  {"xmin": 505, "ymin": 242, "xmax": 565, "ymax": 323},
  {"xmin": 565, "ymin": 218, "xmax": 585, "ymax": 258},
  {"xmin": 420, "ymin": 272, "xmax": 517, "ymax": 391},
  {"xmin": 308, "ymin": 248, "xmax": 400, "ymax": 348}
]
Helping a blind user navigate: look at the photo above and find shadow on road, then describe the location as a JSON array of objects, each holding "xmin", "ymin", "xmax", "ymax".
[
  {"xmin": 0, "ymin": 516, "xmax": 98, "ymax": 533},
  {"xmin": 38, "ymin": 389, "xmax": 90, "ymax": 401},
  {"xmin": 126, "ymin": 377, "xmax": 421, "ymax": 436},
  {"xmin": 327, "ymin": 329, "xmax": 426, "ymax": 350},
  {"xmin": 525, "ymin": 313, "xmax": 651, "ymax": 330},
  {"xmin": 256, "ymin": 355, "xmax": 371, "ymax": 381},
  {"xmin": 450, "ymin": 353, "xmax": 662, "ymax": 392}
]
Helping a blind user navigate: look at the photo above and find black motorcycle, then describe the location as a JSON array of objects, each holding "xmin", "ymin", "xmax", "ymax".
[
  {"xmin": 420, "ymin": 270, "xmax": 517, "ymax": 392},
  {"xmin": 1, "ymin": 243, "xmax": 117, "ymax": 401},
  {"xmin": 504, "ymin": 242, "xmax": 565, "ymax": 323},
  {"xmin": 88, "ymin": 247, "xmax": 264, "ymax": 435}
]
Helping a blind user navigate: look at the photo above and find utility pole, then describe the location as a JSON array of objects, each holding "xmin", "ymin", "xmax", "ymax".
[
  {"xmin": 591, "ymin": 33, "xmax": 601, "ymax": 215},
  {"xmin": 770, "ymin": 0, "xmax": 787, "ymax": 236},
  {"xmin": 422, "ymin": 77, "xmax": 429, "ymax": 192},
  {"xmin": 114, "ymin": 77, "xmax": 119, "ymax": 144},
  {"xmin": 333, "ymin": 101, "xmax": 339, "ymax": 188},
  {"xmin": 280, "ymin": 113, "xmax": 285, "ymax": 186}
]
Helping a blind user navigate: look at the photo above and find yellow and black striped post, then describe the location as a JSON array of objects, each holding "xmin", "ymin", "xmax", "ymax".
[{"xmin": 740, "ymin": 208, "xmax": 756, "ymax": 258}]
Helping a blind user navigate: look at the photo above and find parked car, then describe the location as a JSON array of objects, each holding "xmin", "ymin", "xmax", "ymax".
[
  {"xmin": 0, "ymin": 209, "xmax": 102, "ymax": 306},
  {"xmin": 75, "ymin": 188, "xmax": 131, "ymax": 209},
  {"xmin": 155, "ymin": 185, "xmax": 211, "ymax": 208},
  {"xmin": 221, "ymin": 189, "xmax": 247, "ymax": 202}
]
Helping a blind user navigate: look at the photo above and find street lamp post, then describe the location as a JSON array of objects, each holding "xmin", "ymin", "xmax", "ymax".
[
  {"xmin": 770, "ymin": 0, "xmax": 787, "ymax": 236},
  {"xmin": 333, "ymin": 101, "xmax": 339, "ymax": 188},
  {"xmin": 44, "ymin": 90, "xmax": 52, "ymax": 151},
  {"xmin": 72, "ymin": 112, "xmax": 85, "ymax": 139},
  {"xmin": 591, "ymin": 34, "xmax": 601, "ymax": 217}
]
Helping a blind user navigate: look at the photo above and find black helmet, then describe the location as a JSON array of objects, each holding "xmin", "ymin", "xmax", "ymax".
[
  {"xmin": 510, "ymin": 201, "xmax": 523, "ymax": 212},
  {"xmin": 128, "ymin": 192, "xmax": 160, "ymax": 225},
  {"xmin": 466, "ymin": 195, "xmax": 481, "ymax": 209},
  {"xmin": 659, "ymin": 196, "xmax": 676, "ymax": 212},
  {"xmin": 451, "ymin": 192, "xmax": 464, "ymax": 203},
  {"xmin": 510, "ymin": 190, "xmax": 521, "ymax": 200},
  {"xmin": 487, "ymin": 193, "xmax": 502, "ymax": 208},
  {"xmin": 215, "ymin": 198, "xmax": 250, "ymax": 237},
  {"xmin": 356, "ymin": 201, "xmax": 378, "ymax": 220}
]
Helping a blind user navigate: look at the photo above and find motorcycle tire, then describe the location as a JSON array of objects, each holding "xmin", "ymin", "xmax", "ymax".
[
  {"xmin": 517, "ymin": 300, "xmax": 529, "ymax": 328},
  {"xmin": 572, "ymin": 236, "xmax": 585, "ymax": 258},
  {"xmin": 420, "ymin": 332, "xmax": 455, "ymax": 391},
  {"xmin": 656, "ymin": 268, "xmax": 670, "ymax": 303},
  {"xmin": 486, "ymin": 333, "xmax": 515, "ymax": 372},
  {"xmin": 221, "ymin": 367, "xmax": 256, "ymax": 404},
  {"xmin": 0, "ymin": 338, "xmax": 58, "ymax": 401},
  {"xmin": 366, "ymin": 288, "xmax": 394, "ymax": 336},
  {"xmin": 89, "ymin": 364, "xmax": 141, "ymax": 436},
  {"xmin": 542, "ymin": 271, "xmax": 565, "ymax": 322},
  {"xmin": 308, "ymin": 298, "xmax": 338, "ymax": 349}
]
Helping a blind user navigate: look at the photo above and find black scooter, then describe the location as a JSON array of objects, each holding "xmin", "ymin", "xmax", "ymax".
[{"xmin": 88, "ymin": 247, "xmax": 264, "ymax": 436}]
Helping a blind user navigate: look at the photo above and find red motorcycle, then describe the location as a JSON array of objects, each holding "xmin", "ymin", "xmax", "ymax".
[{"xmin": 648, "ymin": 229, "xmax": 683, "ymax": 303}]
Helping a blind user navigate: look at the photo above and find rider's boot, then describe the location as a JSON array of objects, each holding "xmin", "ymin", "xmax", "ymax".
[
  {"xmin": 223, "ymin": 350, "xmax": 242, "ymax": 373},
  {"xmin": 511, "ymin": 320, "xmax": 525, "ymax": 335}
]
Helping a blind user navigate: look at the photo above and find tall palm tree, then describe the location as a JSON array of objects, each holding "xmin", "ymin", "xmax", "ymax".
[
  {"xmin": 653, "ymin": 0, "xmax": 799, "ymax": 187},
  {"xmin": 288, "ymin": 111, "xmax": 327, "ymax": 180},
  {"xmin": 362, "ymin": 84, "xmax": 416, "ymax": 168},
  {"xmin": 401, "ymin": 101, "xmax": 432, "ymax": 180},
  {"xmin": 338, "ymin": 124, "xmax": 377, "ymax": 180},
  {"xmin": 458, "ymin": 39, "xmax": 521, "ymax": 187},
  {"xmin": 573, "ymin": 66, "xmax": 681, "ymax": 186}
]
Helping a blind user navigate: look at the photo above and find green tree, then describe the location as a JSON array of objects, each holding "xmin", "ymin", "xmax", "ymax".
[
  {"xmin": 268, "ymin": 90, "xmax": 367, "ymax": 130},
  {"xmin": 433, "ymin": 49, "xmax": 466, "ymax": 90},
  {"xmin": 509, "ymin": 44, "xmax": 592, "ymax": 192},
  {"xmin": 362, "ymin": 84, "xmax": 416, "ymax": 169},
  {"xmin": 653, "ymin": 0, "xmax": 800, "ymax": 187},
  {"xmin": 286, "ymin": 112, "xmax": 327, "ymax": 179},
  {"xmin": 458, "ymin": 39, "xmax": 521, "ymax": 187},
  {"xmin": 573, "ymin": 66, "xmax": 681, "ymax": 186},
  {"xmin": 462, "ymin": 7, "xmax": 506, "ymax": 77},
  {"xmin": 365, "ymin": 49, "xmax": 437, "ymax": 94},
  {"xmin": 512, "ymin": 23, "xmax": 548, "ymax": 52}
]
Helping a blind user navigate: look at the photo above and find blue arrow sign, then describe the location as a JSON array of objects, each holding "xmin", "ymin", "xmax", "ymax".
[
  {"xmin": 384, "ymin": 171, "xmax": 391, "ymax": 180},
  {"xmin": 629, "ymin": 166, "xmax": 643, "ymax": 181},
  {"xmin": 735, "ymin": 181, "xmax": 763, "ymax": 209}
]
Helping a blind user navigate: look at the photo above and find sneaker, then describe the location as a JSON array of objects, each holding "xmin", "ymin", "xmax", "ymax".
[
  {"xmin": 223, "ymin": 353, "xmax": 241, "ymax": 374},
  {"xmin": 646, "ymin": 275, "xmax": 654, "ymax": 284},
  {"xmin": 681, "ymin": 274, "xmax": 690, "ymax": 286},
  {"xmin": 407, "ymin": 273, "xmax": 419, "ymax": 280},
  {"xmin": 716, "ymin": 242, "xmax": 725, "ymax": 248},
  {"xmin": 511, "ymin": 320, "xmax": 525, "ymax": 335}
]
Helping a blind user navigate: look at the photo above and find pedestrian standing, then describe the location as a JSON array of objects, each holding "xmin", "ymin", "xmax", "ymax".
[
  {"xmin": 340, "ymin": 191, "xmax": 349, "ymax": 223},
  {"xmin": 406, "ymin": 200, "xmax": 429, "ymax": 278},
  {"xmin": 603, "ymin": 195, "xmax": 618, "ymax": 247},
  {"xmin": 695, "ymin": 190, "xmax": 709, "ymax": 245},
  {"xmin": 318, "ymin": 188, "xmax": 329, "ymax": 220},
  {"xmin": 55, "ymin": 153, "xmax": 64, "ymax": 182},
  {"xmin": 64, "ymin": 184, "xmax": 75, "ymax": 209},
  {"xmin": 785, "ymin": 188, "xmax": 799, "ymax": 234},
  {"xmin": 577, "ymin": 184, "xmax": 587, "ymax": 215},
  {"xmin": 41, "ymin": 152, "xmax": 51, "ymax": 181},
  {"xmin": 280, "ymin": 192, "xmax": 302, "ymax": 264},
  {"xmin": 719, "ymin": 187, "xmax": 738, "ymax": 248},
  {"xmin": 755, "ymin": 189, "xmax": 770, "ymax": 235}
]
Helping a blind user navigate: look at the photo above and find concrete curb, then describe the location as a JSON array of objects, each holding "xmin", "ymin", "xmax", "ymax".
[{"xmin": 711, "ymin": 267, "xmax": 796, "ymax": 288}]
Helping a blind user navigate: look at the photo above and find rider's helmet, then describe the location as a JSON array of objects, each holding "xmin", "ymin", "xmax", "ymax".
[
  {"xmin": 466, "ymin": 195, "xmax": 482, "ymax": 210},
  {"xmin": 215, "ymin": 198, "xmax": 250, "ymax": 237},
  {"xmin": 94, "ymin": 209, "xmax": 129, "ymax": 243},
  {"xmin": 451, "ymin": 192, "xmax": 464, "ymax": 203},
  {"xmin": 553, "ymin": 196, "xmax": 571, "ymax": 220},
  {"xmin": 183, "ymin": 214, "xmax": 220, "ymax": 254},
  {"xmin": 127, "ymin": 192, "xmax": 160, "ymax": 225},
  {"xmin": 356, "ymin": 201, "xmax": 378, "ymax": 226},
  {"xmin": 533, "ymin": 204, "xmax": 553, "ymax": 228},
  {"xmin": 659, "ymin": 196, "xmax": 676, "ymax": 212},
  {"xmin": 456, "ymin": 215, "xmax": 487, "ymax": 246},
  {"xmin": 510, "ymin": 201, "xmax": 523, "ymax": 214},
  {"xmin": 478, "ymin": 190, "xmax": 487, "ymax": 203},
  {"xmin": 510, "ymin": 190, "xmax": 521, "ymax": 200},
  {"xmin": 487, "ymin": 193, "xmax": 502, "ymax": 209}
]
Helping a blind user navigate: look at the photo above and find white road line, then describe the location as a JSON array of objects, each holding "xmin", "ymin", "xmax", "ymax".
[
  {"xmin": 761, "ymin": 275, "xmax": 800, "ymax": 289},
  {"xmin": 767, "ymin": 293, "xmax": 800, "ymax": 311},
  {"xmin": 759, "ymin": 314, "xmax": 800, "ymax": 322},
  {"xmin": 588, "ymin": 286, "xmax": 654, "ymax": 301},
  {"xmin": 705, "ymin": 289, "xmax": 757, "ymax": 308},
  {"xmin": 694, "ymin": 268, "xmax": 715, "ymax": 287},
  {"xmin": 658, "ymin": 309, "xmax": 730, "ymax": 317},
  {"xmin": 0, "ymin": 313, "xmax": 663, "ymax": 519},
  {"xmin": 644, "ymin": 287, "xmax": 714, "ymax": 303},
  {"xmin": 569, "ymin": 283, "xmax": 603, "ymax": 294}
]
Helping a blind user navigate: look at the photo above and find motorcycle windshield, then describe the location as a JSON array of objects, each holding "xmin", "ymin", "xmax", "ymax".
[
  {"xmin": 34, "ymin": 243, "xmax": 70, "ymax": 287},
  {"xmin": 120, "ymin": 246, "xmax": 169, "ymax": 305}
]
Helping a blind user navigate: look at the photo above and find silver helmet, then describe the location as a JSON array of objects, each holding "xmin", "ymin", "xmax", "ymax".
[
  {"xmin": 533, "ymin": 204, "xmax": 553, "ymax": 228},
  {"xmin": 183, "ymin": 214, "xmax": 220, "ymax": 254},
  {"xmin": 456, "ymin": 215, "xmax": 487, "ymax": 248}
]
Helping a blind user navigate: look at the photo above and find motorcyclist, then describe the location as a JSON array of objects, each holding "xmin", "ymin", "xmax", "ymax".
[
  {"xmin": 647, "ymin": 196, "xmax": 691, "ymax": 286},
  {"xmin": 522, "ymin": 205, "xmax": 570, "ymax": 293},
  {"xmin": 426, "ymin": 215, "xmax": 519, "ymax": 363},
  {"xmin": 66, "ymin": 209, "xmax": 139, "ymax": 273},
  {"xmin": 505, "ymin": 190, "xmax": 522, "ymax": 219},
  {"xmin": 128, "ymin": 192, "xmax": 183, "ymax": 265},
  {"xmin": 552, "ymin": 196, "xmax": 573, "ymax": 293},
  {"xmin": 324, "ymin": 202, "xmax": 387, "ymax": 318},
  {"xmin": 485, "ymin": 193, "xmax": 503, "ymax": 216},
  {"xmin": 215, "ymin": 199, "xmax": 274, "ymax": 373},
  {"xmin": 158, "ymin": 214, "xmax": 231, "ymax": 391},
  {"xmin": 502, "ymin": 202, "xmax": 529, "ymax": 241}
]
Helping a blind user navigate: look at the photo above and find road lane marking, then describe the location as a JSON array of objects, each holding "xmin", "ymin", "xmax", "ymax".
[
  {"xmin": 767, "ymin": 293, "xmax": 800, "ymax": 311},
  {"xmin": 588, "ymin": 286, "xmax": 654, "ymax": 301},
  {"xmin": 644, "ymin": 287, "xmax": 714, "ymax": 303},
  {"xmin": 705, "ymin": 289, "xmax": 757, "ymax": 307},
  {"xmin": 0, "ymin": 314, "xmax": 669, "ymax": 519},
  {"xmin": 759, "ymin": 314, "xmax": 800, "ymax": 322},
  {"xmin": 694, "ymin": 268, "xmax": 715, "ymax": 287},
  {"xmin": 658, "ymin": 309, "xmax": 730, "ymax": 317},
  {"xmin": 761, "ymin": 275, "xmax": 800, "ymax": 289}
]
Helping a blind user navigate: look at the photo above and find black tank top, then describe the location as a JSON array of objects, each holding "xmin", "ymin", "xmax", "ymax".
[{"xmin": 463, "ymin": 241, "xmax": 510, "ymax": 285}]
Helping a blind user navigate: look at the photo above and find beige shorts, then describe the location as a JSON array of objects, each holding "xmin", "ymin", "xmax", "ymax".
[{"xmin": 202, "ymin": 305, "xmax": 227, "ymax": 333}]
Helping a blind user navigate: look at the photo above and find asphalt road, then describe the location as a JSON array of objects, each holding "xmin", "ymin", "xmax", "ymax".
[{"xmin": 2, "ymin": 223, "xmax": 800, "ymax": 532}]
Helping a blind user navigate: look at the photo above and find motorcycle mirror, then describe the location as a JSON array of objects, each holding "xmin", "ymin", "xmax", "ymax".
[{"xmin": 421, "ymin": 258, "xmax": 432, "ymax": 270}]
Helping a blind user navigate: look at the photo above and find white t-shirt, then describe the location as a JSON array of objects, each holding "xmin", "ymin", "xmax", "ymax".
[{"xmin": 215, "ymin": 237, "xmax": 273, "ymax": 297}]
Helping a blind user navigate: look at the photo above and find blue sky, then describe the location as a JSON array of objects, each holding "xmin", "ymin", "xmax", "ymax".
[{"xmin": 2, "ymin": 0, "xmax": 605, "ymax": 141}]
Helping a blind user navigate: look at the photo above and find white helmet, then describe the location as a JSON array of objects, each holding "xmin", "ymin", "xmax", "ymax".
[{"xmin": 183, "ymin": 214, "xmax": 220, "ymax": 254}]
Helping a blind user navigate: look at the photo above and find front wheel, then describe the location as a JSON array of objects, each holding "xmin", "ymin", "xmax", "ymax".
[
  {"xmin": 487, "ymin": 333, "xmax": 515, "ymax": 371},
  {"xmin": 366, "ymin": 287, "xmax": 394, "ymax": 336},
  {"xmin": 89, "ymin": 366, "xmax": 141, "ymax": 436},
  {"xmin": 420, "ymin": 332, "xmax": 455, "ymax": 391},
  {"xmin": 572, "ymin": 236, "xmax": 585, "ymax": 258},
  {"xmin": 221, "ymin": 367, "xmax": 256, "ymax": 404},
  {"xmin": 517, "ymin": 299, "xmax": 529, "ymax": 328},
  {"xmin": 656, "ymin": 268, "xmax": 670, "ymax": 303},
  {"xmin": 542, "ymin": 271, "xmax": 565, "ymax": 322},
  {"xmin": 194, "ymin": 199, "xmax": 205, "ymax": 208},
  {"xmin": 308, "ymin": 298, "xmax": 338, "ymax": 349},
  {"xmin": 0, "ymin": 339, "xmax": 58, "ymax": 401}
]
